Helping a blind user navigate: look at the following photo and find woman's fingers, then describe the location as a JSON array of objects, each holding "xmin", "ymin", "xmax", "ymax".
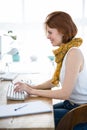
[{"xmin": 14, "ymin": 82, "xmax": 23, "ymax": 92}]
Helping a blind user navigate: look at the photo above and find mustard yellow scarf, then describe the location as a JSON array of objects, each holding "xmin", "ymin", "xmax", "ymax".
[{"xmin": 51, "ymin": 38, "xmax": 83, "ymax": 85}]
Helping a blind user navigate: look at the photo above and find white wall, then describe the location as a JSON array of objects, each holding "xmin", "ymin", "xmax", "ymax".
[{"xmin": 0, "ymin": 0, "xmax": 87, "ymax": 63}]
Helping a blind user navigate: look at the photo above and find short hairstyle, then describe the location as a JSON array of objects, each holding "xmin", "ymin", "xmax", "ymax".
[{"xmin": 44, "ymin": 11, "xmax": 78, "ymax": 43}]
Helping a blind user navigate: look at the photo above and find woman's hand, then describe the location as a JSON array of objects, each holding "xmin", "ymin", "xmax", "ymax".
[{"xmin": 14, "ymin": 82, "xmax": 33, "ymax": 94}]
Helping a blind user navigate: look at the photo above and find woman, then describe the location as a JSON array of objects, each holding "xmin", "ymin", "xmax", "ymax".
[{"xmin": 14, "ymin": 11, "xmax": 87, "ymax": 128}]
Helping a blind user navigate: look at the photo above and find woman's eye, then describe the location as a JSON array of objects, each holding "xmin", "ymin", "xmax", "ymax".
[{"xmin": 48, "ymin": 31, "xmax": 52, "ymax": 34}]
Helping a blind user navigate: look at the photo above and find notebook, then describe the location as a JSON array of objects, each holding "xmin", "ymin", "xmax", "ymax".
[{"xmin": 0, "ymin": 101, "xmax": 52, "ymax": 118}]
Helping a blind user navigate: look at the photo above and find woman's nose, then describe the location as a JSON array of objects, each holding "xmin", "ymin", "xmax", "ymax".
[{"xmin": 47, "ymin": 34, "xmax": 50, "ymax": 39}]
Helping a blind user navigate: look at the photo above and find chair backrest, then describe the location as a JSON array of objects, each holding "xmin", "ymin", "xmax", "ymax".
[{"xmin": 56, "ymin": 104, "xmax": 87, "ymax": 130}]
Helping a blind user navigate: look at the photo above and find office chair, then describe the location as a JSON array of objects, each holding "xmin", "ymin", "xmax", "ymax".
[{"xmin": 56, "ymin": 104, "xmax": 87, "ymax": 130}]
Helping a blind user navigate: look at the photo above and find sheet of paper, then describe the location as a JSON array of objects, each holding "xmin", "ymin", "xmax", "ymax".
[{"xmin": 0, "ymin": 101, "xmax": 52, "ymax": 118}]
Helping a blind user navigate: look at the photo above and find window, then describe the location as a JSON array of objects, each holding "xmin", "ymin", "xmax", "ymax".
[{"xmin": 0, "ymin": 0, "xmax": 22, "ymax": 23}]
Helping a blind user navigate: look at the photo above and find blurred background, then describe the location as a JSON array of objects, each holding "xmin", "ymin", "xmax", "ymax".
[{"xmin": 0, "ymin": 0, "xmax": 87, "ymax": 74}]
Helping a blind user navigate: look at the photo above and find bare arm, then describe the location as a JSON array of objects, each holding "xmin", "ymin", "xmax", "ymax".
[
  {"xmin": 14, "ymin": 79, "xmax": 55, "ymax": 92},
  {"xmin": 33, "ymin": 79, "xmax": 55, "ymax": 89},
  {"xmin": 14, "ymin": 48, "xmax": 84, "ymax": 100},
  {"xmin": 27, "ymin": 48, "xmax": 83, "ymax": 99}
]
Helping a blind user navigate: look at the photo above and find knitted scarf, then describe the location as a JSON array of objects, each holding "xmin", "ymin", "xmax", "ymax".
[{"xmin": 51, "ymin": 38, "xmax": 83, "ymax": 86}]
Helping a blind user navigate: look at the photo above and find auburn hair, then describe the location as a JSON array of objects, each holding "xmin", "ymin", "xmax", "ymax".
[{"xmin": 45, "ymin": 11, "xmax": 78, "ymax": 43}]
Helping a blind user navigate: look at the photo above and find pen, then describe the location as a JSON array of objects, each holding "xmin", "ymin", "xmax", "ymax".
[{"xmin": 14, "ymin": 104, "xmax": 28, "ymax": 111}]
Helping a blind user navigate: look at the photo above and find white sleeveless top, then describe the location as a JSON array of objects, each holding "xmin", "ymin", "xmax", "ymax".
[{"xmin": 59, "ymin": 48, "xmax": 87, "ymax": 104}]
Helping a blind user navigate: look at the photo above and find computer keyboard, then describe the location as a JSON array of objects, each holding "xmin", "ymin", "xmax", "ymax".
[{"xmin": 7, "ymin": 83, "xmax": 27, "ymax": 100}]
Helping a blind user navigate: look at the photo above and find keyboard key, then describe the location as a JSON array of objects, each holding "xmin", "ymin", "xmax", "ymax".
[{"xmin": 7, "ymin": 83, "xmax": 27, "ymax": 101}]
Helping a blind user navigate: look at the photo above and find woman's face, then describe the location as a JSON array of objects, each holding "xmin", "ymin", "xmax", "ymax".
[{"xmin": 46, "ymin": 26, "xmax": 63, "ymax": 46}]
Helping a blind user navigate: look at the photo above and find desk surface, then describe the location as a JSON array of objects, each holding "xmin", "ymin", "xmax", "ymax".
[{"xmin": 0, "ymin": 74, "xmax": 55, "ymax": 130}]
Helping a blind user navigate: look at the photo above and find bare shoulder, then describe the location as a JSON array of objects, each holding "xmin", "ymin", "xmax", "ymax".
[
  {"xmin": 64, "ymin": 47, "xmax": 84, "ymax": 74},
  {"xmin": 67, "ymin": 47, "xmax": 83, "ymax": 58},
  {"xmin": 66, "ymin": 47, "xmax": 84, "ymax": 71}
]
